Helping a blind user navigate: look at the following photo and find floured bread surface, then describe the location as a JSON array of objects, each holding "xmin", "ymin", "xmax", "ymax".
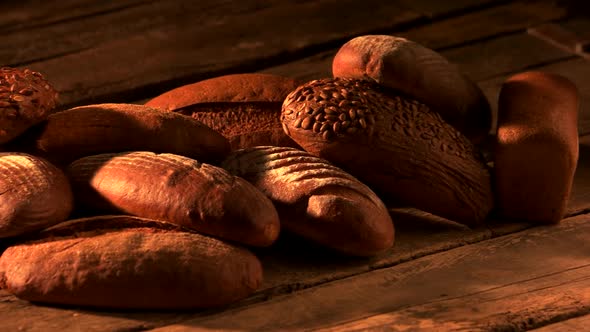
[
  {"xmin": 0, "ymin": 215, "xmax": 263, "ymax": 309},
  {"xmin": 67, "ymin": 151, "xmax": 280, "ymax": 247},
  {"xmin": 222, "ymin": 146, "xmax": 394, "ymax": 256},
  {"xmin": 0, "ymin": 153, "xmax": 72, "ymax": 237}
]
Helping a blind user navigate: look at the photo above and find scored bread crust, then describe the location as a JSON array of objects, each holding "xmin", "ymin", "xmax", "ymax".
[
  {"xmin": 222, "ymin": 146, "xmax": 394, "ymax": 256},
  {"xmin": 0, "ymin": 215, "xmax": 263, "ymax": 309},
  {"xmin": 67, "ymin": 151, "xmax": 280, "ymax": 247},
  {"xmin": 0, "ymin": 153, "xmax": 72, "ymax": 238}
]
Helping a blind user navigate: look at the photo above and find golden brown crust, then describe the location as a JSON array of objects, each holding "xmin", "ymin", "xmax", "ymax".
[
  {"xmin": 0, "ymin": 153, "xmax": 72, "ymax": 238},
  {"xmin": 31, "ymin": 103, "xmax": 230, "ymax": 165},
  {"xmin": 495, "ymin": 71, "xmax": 579, "ymax": 223},
  {"xmin": 222, "ymin": 146, "xmax": 394, "ymax": 256},
  {"xmin": 280, "ymin": 78, "xmax": 493, "ymax": 226},
  {"xmin": 67, "ymin": 151, "xmax": 280, "ymax": 247},
  {"xmin": 0, "ymin": 215, "xmax": 263, "ymax": 309},
  {"xmin": 332, "ymin": 35, "xmax": 491, "ymax": 144},
  {"xmin": 145, "ymin": 73, "xmax": 301, "ymax": 150},
  {"xmin": 0, "ymin": 67, "xmax": 59, "ymax": 144}
]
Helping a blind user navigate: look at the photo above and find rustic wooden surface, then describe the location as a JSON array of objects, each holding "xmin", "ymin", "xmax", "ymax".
[{"xmin": 1, "ymin": 1, "xmax": 589, "ymax": 331}]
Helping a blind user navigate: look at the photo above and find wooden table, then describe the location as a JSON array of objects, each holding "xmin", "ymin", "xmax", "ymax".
[{"xmin": 1, "ymin": 1, "xmax": 589, "ymax": 331}]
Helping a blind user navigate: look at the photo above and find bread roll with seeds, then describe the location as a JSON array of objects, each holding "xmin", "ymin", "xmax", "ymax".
[
  {"xmin": 0, "ymin": 67, "xmax": 59, "ymax": 145},
  {"xmin": 222, "ymin": 146, "xmax": 394, "ymax": 256},
  {"xmin": 67, "ymin": 151, "xmax": 280, "ymax": 247},
  {"xmin": 281, "ymin": 78, "xmax": 493, "ymax": 226},
  {"xmin": 495, "ymin": 71, "xmax": 579, "ymax": 224},
  {"xmin": 29, "ymin": 103, "xmax": 230, "ymax": 165},
  {"xmin": 0, "ymin": 153, "xmax": 72, "ymax": 238},
  {"xmin": 0, "ymin": 215, "xmax": 263, "ymax": 309},
  {"xmin": 145, "ymin": 73, "xmax": 301, "ymax": 150},
  {"xmin": 332, "ymin": 35, "xmax": 491, "ymax": 143}
]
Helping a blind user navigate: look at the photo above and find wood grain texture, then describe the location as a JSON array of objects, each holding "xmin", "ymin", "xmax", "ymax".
[
  {"xmin": 530, "ymin": 314, "xmax": 590, "ymax": 331},
  {"xmin": 20, "ymin": 0, "xmax": 423, "ymax": 108},
  {"xmin": 149, "ymin": 214, "xmax": 590, "ymax": 331}
]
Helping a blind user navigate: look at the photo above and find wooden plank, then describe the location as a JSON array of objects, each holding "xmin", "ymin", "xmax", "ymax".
[
  {"xmin": 0, "ymin": 0, "xmax": 150, "ymax": 33},
  {"xmin": 261, "ymin": 1, "xmax": 570, "ymax": 83},
  {"xmin": 20, "ymin": 0, "xmax": 423, "ymax": 108},
  {"xmin": 0, "ymin": 1, "xmax": 289, "ymax": 67},
  {"xmin": 396, "ymin": 0, "xmax": 503, "ymax": 19},
  {"xmin": 147, "ymin": 213, "xmax": 590, "ymax": 331},
  {"xmin": 530, "ymin": 314, "xmax": 590, "ymax": 331},
  {"xmin": 399, "ymin": 1, "xmax": 568, "ymax": 50}
]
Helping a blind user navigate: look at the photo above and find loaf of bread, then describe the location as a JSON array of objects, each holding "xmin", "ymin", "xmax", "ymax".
[
  {"xmin": 30, "ymin": 103, "xmax": 230, "ymax": 165},
  {"xmin": 332, "ymin": 35, "xmax": 491, "ymax": 143},
  {"xmin": 67, "ymin": 151, "xmax": 280, "ymax": 247},
  {"xmin": 222, "ymin": 146, "xmax": 394, "ymax": 256},
  {"xmin": 0, "ymin": 153, "xmax": 72, "ymax": 238},
  {"xmin": 495, "ymin": 71, "xmax": 579, "ymax": 223},
  {"xmin": 281, "ymin": 78, "xmax": 493, "ymax": 226},
  {"xmin": 0, "ymin": 215, "xmax": 263, "ymax": 309},
  {"xmin": 145, "ymin": 73, "xmax": 301, "ymax": 149},
  {"xmin": 0, "ymin": 67, "xmax": 59, "ymax": 145}
]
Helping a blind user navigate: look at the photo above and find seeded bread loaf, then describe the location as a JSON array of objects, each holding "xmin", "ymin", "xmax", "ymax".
[
  {"xmin": 0, "ymin": 153, "xmax": 72, "ymax": 238},
  {"xmin": 495, "ymin": 71, "xmax": 579, "ymax": 223},
  {"xmin": 145, "ymin": 73, "xmax": 301, "ymax": 149},
  {"xmin": 281, "ymin": 78, "xmax": 493, "ymax": 226},
  {"xmin": 0, "ymin": 67, "xmax": 59, "ymax": 145},
  {"xmin": 30, "ymin": 103, "xmax": 230, "ymax": 165},
  {"xmin": 0, "ymin": 215, "xmax": 263, "ymax": 309},
  {"xmin": 67, "ymin": 151, "xmax": 280, "ymax": 247},
  {"xmin": 222, "ymin": 146, "xmax": 394, "ymax": 256},
  {"xmin": 332, "ymin": 35, "xmax": 491, "ymax": 143}
]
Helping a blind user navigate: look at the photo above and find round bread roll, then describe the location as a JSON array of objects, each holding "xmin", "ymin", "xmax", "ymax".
[
  {"xmin": 67, "ymin": 151, "xmax": 280, "ymax": 247},
  {"xmin": 0, "ymin": 67, "xmax": 59, "ymax": 145},
  {"xmin": 30, "ymin": 103, "xmax": 230, "ymax": 165},
  {"xmin": 495, "ymin": 71, "xmax": 579, "ymax": 223},
  {"xmin": 0, "ymin": 153, "xmax": 72, "ymax": 238},
  {"xmin": 145, "ymin": 73, "xmax": 301, "ymax": 149},
  {"xmin": 222, "ymin": 146, "xmax": 394, "ymax": 257},
  {"xmin": 332, "ymin": 35, "xmax": 491, "ymax": 143},
  {"xmin": 281, "ymin": 78, "xmax": 493, "ymax": 226},
  {"xmin": 0, "ymin": 216, "xmax": 263, "ymax": 309}
]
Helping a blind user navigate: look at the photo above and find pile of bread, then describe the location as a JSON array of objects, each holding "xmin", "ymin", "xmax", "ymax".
[{"xmin": 0, "ymin": 35, "xmax": 579, "ymax": 310}]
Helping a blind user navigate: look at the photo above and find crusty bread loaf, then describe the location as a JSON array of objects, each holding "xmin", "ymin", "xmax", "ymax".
[
  {"xmin": 31, "ymin": 103, "xmax": 230, "ymax": 165},
  {"xmin": 281, "ymin": 78, "xmax": 493, "ymax": 226},
  {"xmin": 0, "ymin": 215, "xmax": 263, "ymax": 309},
  {"xmin": 66, "ymin": 151, "xmax": 280, "ymax": 247},
  {"xmin": 222, "ymin": 146, "xmax": 394, "ymax": 256},
  {"xmin": 332, "ymin": 35, "xmax": 491, "ymax": 143},
  {"xmin": 0, "ymin": 67, "xmax": 59, "ymax": 145},
  {"xmin": 145, "ymin": 73, "xmax": 301, "ymax": 149},
  {"xmin": 0, "ymin": 153, "xmax": 72, "ymax": 238},
  {"xmin": 495, "ymin": 71, "xmax": 579, "ymax": 223}
]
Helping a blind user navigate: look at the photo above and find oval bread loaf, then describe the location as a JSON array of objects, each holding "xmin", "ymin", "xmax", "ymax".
[
  {"xmin": 66, "ymin": 151, "xmax": 280, "ymax": 247},
  {"xmin": 222, "ymin": 146, "xmax": 394, "ymax": 257},
  {"xmin": 0, "ymin": 67, "xmax": 59, "ymax": 145},
  {"xmin": 332, "ymin": 35, "xmax": 491, "ymax": 143},
  {"xmin": 0, "ymin": 215, "xmax": 263, "ymax": 309},
  {"xmin": 281, "ymin": 78, "xmax": 493, "ymax": 226},
  {"xmin": 29, "ymin": 103, "xmax": 230, "ymax": 165},
  {"xmin": 0, "ymin": 153, "xmax": 72, "ymax": 238},
  {"xmin": 495, "ymin": 71, "xmax": 579, "ymax": 223},
  {"xmin": 145, "ymin": 73, "xmax": 301, "ymax": 150}
]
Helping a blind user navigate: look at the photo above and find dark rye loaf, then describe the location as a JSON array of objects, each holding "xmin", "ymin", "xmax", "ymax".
[
  {"xmin": 67, "ymin": 151, "xmax": 280, "ymax": 247},
  {"xmin": 0, "ymin": 215, "xmax": 263, "ymax": 309},
  {"xmin": 145, "ymin": 73, "xmax": 301, "ymax": 150},
  {"xmin": 222, "ymin": 146, "xmax": 394, "ymax": 257},
  {"xmin": 280, "ymin": 78, "xmax": 493, "ymax": 226}
]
